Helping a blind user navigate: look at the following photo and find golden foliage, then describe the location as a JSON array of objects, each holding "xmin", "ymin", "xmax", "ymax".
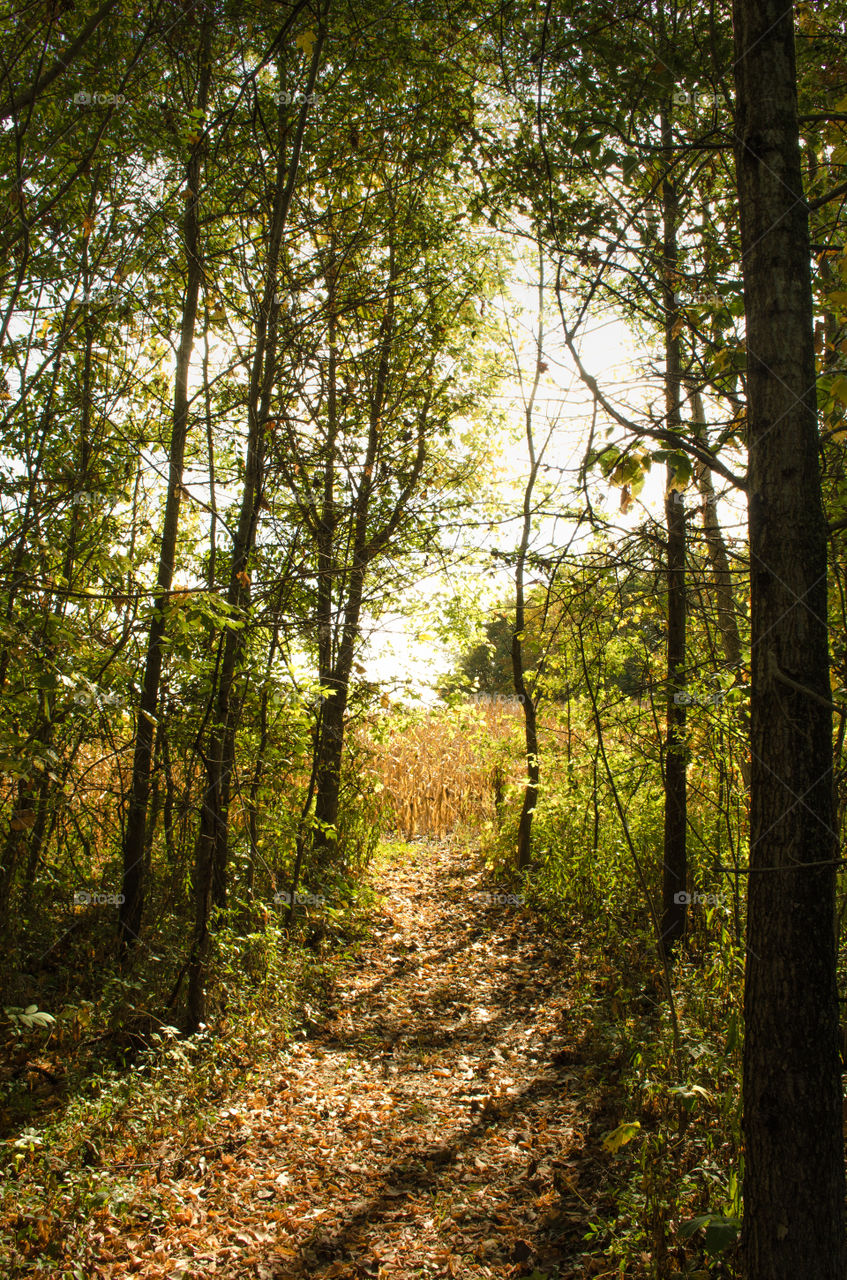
[{"xmin": 368, "ymin": 702, "xmax": 526, "ymax": 840}]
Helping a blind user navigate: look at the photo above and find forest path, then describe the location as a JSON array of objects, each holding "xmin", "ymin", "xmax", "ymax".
[{"xmin": 104, "ymin": 841, "xmax": 624, "ymax": 1279}]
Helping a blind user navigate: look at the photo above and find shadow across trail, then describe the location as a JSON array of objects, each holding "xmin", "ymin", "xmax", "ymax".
[
  {"xmin": 238, "ymin": 840, "xmax": 625, "ymax": 1279},
  {"xmin": 90, "ymin": 841, "xmax": 630, "ymax": 1279}
]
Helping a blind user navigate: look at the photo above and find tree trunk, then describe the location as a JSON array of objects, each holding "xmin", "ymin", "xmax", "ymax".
[
  {"xmin": 689, "ymin": 389, "xmax": 743, "ymax": 672},
  {"xmin": 512, "ymin": 535, "xmax": 540, "ymax": 872},
  {"xmin": 689, "ymin": 385, "xmax": 751, "ymax": 792},
  {"xmin": 312, "ymin": 560, "xmax": 367, "ymax": 859},
  {"xmin": 186, "ymin": 30, "xmax": 325, "ymax": 1029},
  {"xmin": 660, "ymin": 135, "xmax": 687, "ymax": 948},
  {"xmin": 734, "ymin": 1, "xmax": 846, "ymax": 1274},
  {"xmin": 661, "ymin": 479, "xmax": 687, "ymax": 946},
  {"xmin": 513, "ymin": 244, "xmax": 546, "ymax": 872},
  {"xmin": 308, "ymin": 228, "xmax": 417, "ymax": 867},
  {"xmin": 118, "ymin": 17, "xmax": 212, "ymax": 952},
  {"xmin": 313, "ymin": 687, "xmax": 348, "ymax": 843},
  {"xmin": 513, "ymin": 659, "xmax": 539, "ymax": 871}
]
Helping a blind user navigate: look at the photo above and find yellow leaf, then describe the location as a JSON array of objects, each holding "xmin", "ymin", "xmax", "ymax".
[
  {"xmin": 295, "ymin": 29, "xmax": 316, "ymax": 55},
  {"xmin": 602, "ymin": 1121, "xmax": 642, "ymax": 1153}
]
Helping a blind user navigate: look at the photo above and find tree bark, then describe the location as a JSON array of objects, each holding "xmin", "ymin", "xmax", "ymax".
[
  {"xmin": 689, "ymin": 385, "xmax": 751, "ymax": 791},
  {"xmin": 308, "ymin": 227, "xmax": 424, "ymax": 864},
  {"xmin": 660, "ymin": 130, "xmax": 687, "ymax": 948},
  {"xmin": 186, "ymin": 27, "xmax": 325, "ymax": 1028},
  {"xmin": 512, "ymin": 244, "xmax": 546, "ymax": 872},
  {"xmin": 734, "ymin": 1, "xmax": 846, "ymax": 1274},
  {"xmin": 661, "ymin": 478, "xmax": 687, "ymax": 946},
  {"xmin": 118, "ymin": 15, "xmax": 212, "ymax": 952}
]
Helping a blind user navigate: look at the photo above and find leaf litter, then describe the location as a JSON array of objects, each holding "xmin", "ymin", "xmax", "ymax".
[{"xmin": 11, "ymin": 840, "xmax": 631, "ymax": 1278}]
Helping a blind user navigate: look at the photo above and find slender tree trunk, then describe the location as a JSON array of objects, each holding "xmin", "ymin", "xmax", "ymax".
[
  {"xmin": 659, "ymin": 127, "xmax": 687, "ymax": 947},
  {"xmin": 186, "ymin": 29, "xmax": 325, "ymax": 1028},
  {"xmin": 118, "ymin": 17, "xmax": 212, "ymax": 952},
  {"xmin": 311, "ymin": 246, "xmax": 343, "ymax": 854},
  {"xmin": 689, "ymin": 386, "xmax": 751, "ymax": 792},
  {"xmin": 0, "ymin": 778, "xmax": 33, "ymax": 921},
  {"xmin": 309, "ymin": 227, "xmax": 413, "ymax": 865},
  {"xmin": 512, "ymin": 539, "xmax": 540, "ymax": 873},
  {"xmin": 245, "ymin": 616, "xmax": 284, "ymax": 898},
  {"xmin": 0, "ymin": 256, "xmax": 97, "ymax": 921},
  {"xmin": 695, "ymin": 477, "xmax": 741, "ymax": 670},
  {"xmin": 312, "ymin": 565, "xmax": 366, "ymax": 854},
  {"xmin": 662, "ymin": 478, "xmax": 687, "ymax": 946},
  {"xmin": 734, "ymin": 1, "xmax": 846, "ymax": 1274},
  {"xmin": 513, "ymin": 246, "xmax": 546, "ymax": 871},
  {"xmin": 513, "ymin": 654, "xmax": 539, "ymax": 870},
  {"xmin": 689, "ymin": 386, "xmax": 743, "ymax": 671}
]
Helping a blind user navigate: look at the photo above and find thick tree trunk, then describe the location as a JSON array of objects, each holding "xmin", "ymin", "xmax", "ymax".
[
  {"xmin": 313, "ymin": 689, "xmax": 347, "ymax": 843},
  {"xmin": 311, "ymin": 250, "xmax": 344, "ymax": 856},
  {"xmin": 311, "ymin": 559, "xmax": 366, "ymax": 859},
  {"xmin": 734, "ymin": 2, "xmax": 846, "ymax": 1275}
]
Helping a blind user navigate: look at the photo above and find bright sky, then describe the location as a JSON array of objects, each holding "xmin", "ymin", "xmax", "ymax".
[
  {"xmin": 361, "ymin": 263, "xmax": 748, "ymax": 701},
  {"xmin": 360, "ymin": 299, "xmax": 636, "ymax": 698}
]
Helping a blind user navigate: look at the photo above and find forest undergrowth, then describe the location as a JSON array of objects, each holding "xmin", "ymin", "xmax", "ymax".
[{"xmin": 1, "ymin": 833, "xmax": 742, "ymax": 1280}]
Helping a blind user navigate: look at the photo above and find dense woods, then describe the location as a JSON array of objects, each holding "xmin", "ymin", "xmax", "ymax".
[{"xmin": 2, "ymin": 0, "xmax": 847, "ymax": 1276}]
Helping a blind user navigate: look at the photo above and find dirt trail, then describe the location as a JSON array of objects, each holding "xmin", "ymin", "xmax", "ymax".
[{"xmin": 97, "ymin": 841, "xmax": 622, "ymax": 1279}]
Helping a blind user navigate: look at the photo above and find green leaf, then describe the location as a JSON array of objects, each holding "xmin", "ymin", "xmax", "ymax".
[
  {"xmin": 704, "ymin": 1217, "xmax": 741, "ymax": 1253},
  {"xmin": 590, "ymin": 445, "xmax": 621, "ymax": 477},
  {"xmin": 571, "ymin": 132, "xmax": 602, "ymax": 154},
  {"xmin": 27, "ymin": 1011, "xmax": 56, "ymax": 1028},
  {"xmin": 725, "ymin": 1010, "xmax": 740, "ymax": 1055},
  {"xmin": 678, "ymin": 1213, "xmax": 741, "ymax": 1255},
  {"xmin": 666, "ymin": 452, "xmax": 692, "ymax": 491},
  {"xmin": 610, "ymin": 455, "xmax": 644, "ymax": 488}
]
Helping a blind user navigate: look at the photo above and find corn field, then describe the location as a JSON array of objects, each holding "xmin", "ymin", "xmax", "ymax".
[{"xmin": 368, "ymin": 701, "xmax": 527, "ymax": 840}]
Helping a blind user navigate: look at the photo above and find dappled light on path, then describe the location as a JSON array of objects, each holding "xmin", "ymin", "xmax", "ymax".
[{"xmin": 82, "ymin": 841, "xmax": 625, "ymax": 1279}]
